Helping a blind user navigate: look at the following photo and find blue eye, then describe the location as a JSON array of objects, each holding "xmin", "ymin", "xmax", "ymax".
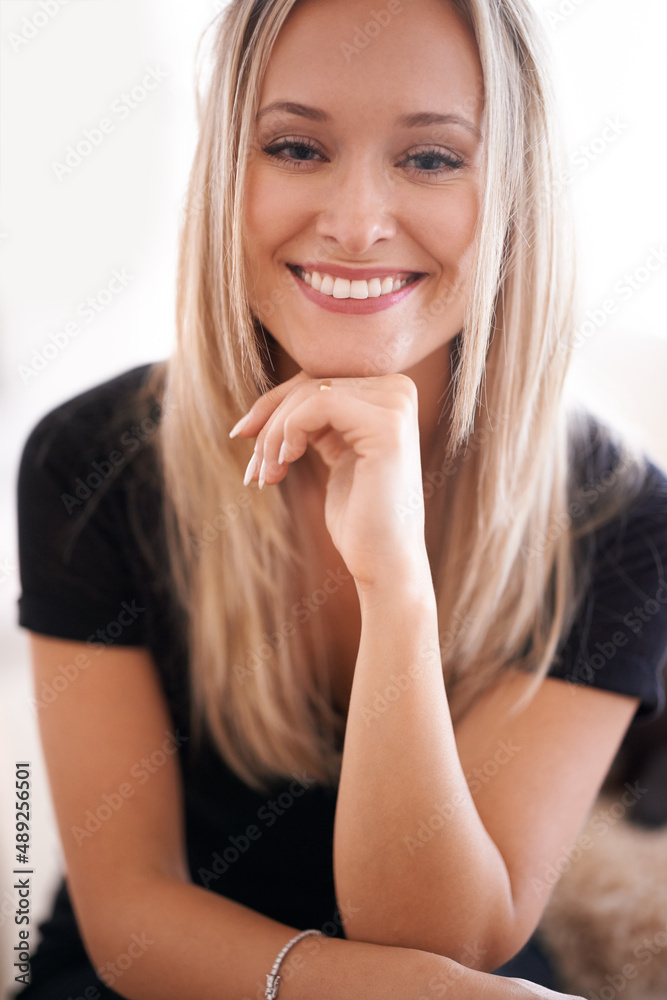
[
  {"xmin": 262, "ymin": 139, "xmax": 325, "ymax": 167},
  {"xmin": 261, "ymin": 139, "xmax": 466, "ymax": 176},
  {"xmin": 402, "ymin": 148, "xmax": 465, "ymax": 175}
]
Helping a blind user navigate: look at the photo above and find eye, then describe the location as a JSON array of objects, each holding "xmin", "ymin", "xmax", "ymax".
[
  {"xmin": 261, "ymin": 138, "xmax": 327, "ymax": 169},
  {"xmin": 260, "ymin": 138, "xmax": 466, "ymax": 177},
  {"xmin": 400, "ymin": 147, "xmax": 466, "ymax": 177}
]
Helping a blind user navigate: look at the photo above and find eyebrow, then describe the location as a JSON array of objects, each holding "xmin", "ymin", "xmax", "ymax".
[{"xmin": 255, "ymin": 101, "xmax": 482, "ymax": 140}]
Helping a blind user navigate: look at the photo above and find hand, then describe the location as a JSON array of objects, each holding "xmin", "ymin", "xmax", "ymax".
[{"xmin": 229, "ymin": 370, "xmax": 430, "ymax": 592}]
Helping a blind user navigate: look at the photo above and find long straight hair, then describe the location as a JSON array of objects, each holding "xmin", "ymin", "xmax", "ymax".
[{"xmin": 128, "ymin": 0, "xmax": 649, "ymax": 794}]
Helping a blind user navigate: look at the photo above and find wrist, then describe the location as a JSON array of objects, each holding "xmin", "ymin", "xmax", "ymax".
[{"xmin": 354, "ymin": 554, "xmax": 436, "ymax": 615}]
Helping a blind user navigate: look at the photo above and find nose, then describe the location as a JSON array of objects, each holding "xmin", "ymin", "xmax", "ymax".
[{"xmin": 314, "ymin": 158, "xmax": 397, "ymax": 256}]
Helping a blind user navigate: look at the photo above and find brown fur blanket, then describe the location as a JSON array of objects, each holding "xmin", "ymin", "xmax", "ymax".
[{"xmin": 536, "ymin": 701, "xmax": 667, "ymax": 1000}]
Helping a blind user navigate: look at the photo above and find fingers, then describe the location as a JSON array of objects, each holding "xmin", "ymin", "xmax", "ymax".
[
  {"xmin": 228, "ymin": 369, "xmax": 312, "ymax": 440},
  {"xmin": 253, "ymin": 392, "xmax": 397, "ymax": 489},
  {"xmin": 231, "ymin": 372, "xmax": 418, "ymax": 488},
  {"xmin": 229, "ymin": 372, "xmax": 415, "ymax": 441}
]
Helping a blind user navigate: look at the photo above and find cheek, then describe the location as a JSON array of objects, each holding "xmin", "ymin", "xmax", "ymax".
[
  {"xmin": 242, "ymin": 167, "xmax": 273, "ymax": 269},
  {"xmin": 413, "ymin": 185, "xmax": 480, "ymax": 272},
  {"xmin": 453, "ymin": 196, "xmax": 480, "ymax": 266},
  {"xmin": 243, "ymin": 164, "xmax": 310, "ymax": 264}
]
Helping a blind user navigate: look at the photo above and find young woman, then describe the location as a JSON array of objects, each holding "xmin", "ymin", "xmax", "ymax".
[{"xmin": 14, "ymin": 0, "xmax": 667, "ymax": 998}]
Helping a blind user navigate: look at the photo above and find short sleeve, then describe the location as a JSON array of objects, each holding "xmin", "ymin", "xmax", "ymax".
[
  {"xmin": 16, "ymin": 368, "xmax": 153, "ymax": 647},
  {"xmin": 548, "ymin": 458, "xmax": 667, "ymax": 726}
]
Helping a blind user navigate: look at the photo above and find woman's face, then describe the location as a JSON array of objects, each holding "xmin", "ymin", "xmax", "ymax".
[{"xmin": 243, "ymin": 0, "xmax": 484, "ymax": 380}]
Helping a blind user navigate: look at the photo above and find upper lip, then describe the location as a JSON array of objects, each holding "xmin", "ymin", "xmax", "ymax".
[{"xmin": 288, "ymin": 262, "xmax": 426, "ymax": 281}]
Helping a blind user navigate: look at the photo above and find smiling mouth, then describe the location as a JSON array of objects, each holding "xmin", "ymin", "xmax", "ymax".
[{"xmin": 287, "ymin": 264, "xmax": 425, "ymax": 300}]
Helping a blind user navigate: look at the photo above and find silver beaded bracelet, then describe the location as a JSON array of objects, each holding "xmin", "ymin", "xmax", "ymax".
[{"xmin": 265, "ymin": 928, "xmax": 325, "ymax": 999}]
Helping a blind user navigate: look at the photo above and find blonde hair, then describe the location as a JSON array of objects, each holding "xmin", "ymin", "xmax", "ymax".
[{"xmin": 127, "ymin": 0, "xmax": 649, "ymax": 794}]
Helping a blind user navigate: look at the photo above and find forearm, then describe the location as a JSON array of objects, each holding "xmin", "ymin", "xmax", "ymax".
[
  {"xmin": 333, "ymin": 577, "xmax": 515, "ymax": 969},
  {"xmin": 86, "ymin": 875, "xmax": 486, "ymax": 1000}
]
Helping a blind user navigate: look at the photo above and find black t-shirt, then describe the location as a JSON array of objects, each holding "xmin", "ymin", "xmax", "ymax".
[{"xmin": 13, "ymin": 362, "xmax": 667, "ymax": 993}]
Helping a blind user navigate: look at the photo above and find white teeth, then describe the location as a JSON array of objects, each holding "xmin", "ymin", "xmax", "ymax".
[
  {"xmin": 332, "ymin": 277, "xmax": 351, "ymax": 298},
  {"xmin": 295, "ymin": 266, "xmax": 417, "ymax": 299}
]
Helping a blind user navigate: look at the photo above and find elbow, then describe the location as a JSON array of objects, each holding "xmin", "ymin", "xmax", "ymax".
[
  {"xmin": 75, "ymin": 875, "xmax": 182, "ymax": 998},
  {"xmin": 480, "ymin": 936, "xmax": 526, "ymax": 975},
  {"xmin": 87, "ymin": 934, "xmax": 154, "ymax": 999},
  {"xmin": 340, "ymin": 913, "xmax": 511, "ymax": 974},
  {"xmin": 480, "ymin": 873, "xmax": 553, "ymax": 974},
  {"xmin": 429, "ymin": 925, "xmax": 522, "ymax": 975},
  {"xmin": 336, "ymin": 856, "xmax": 525, "ymax": 973},
  {"xmin": 82, "ymin": 921, "xmax": 147, "ymax": 999},
  {"xmin": 479, "ymin": 909, "xmax": 542, "ymax": 974},
  {"xmin": 470, "ymin": 898, "xmax": 534, "ymax": 973},
  {"xmin": 474, "ymin": 936, "xmax": 520, "ymax": 975},
  {"xmin": 441, "ymin": 925, "xmax": 519, "ymax": 974},
  {"xmin": 74, "ymin": 914, "xmax": 112, "ymax": 986}
]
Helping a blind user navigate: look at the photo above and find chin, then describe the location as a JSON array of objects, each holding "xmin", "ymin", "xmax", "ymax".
[
  {"xmin": 297, "ymin": 355, "xmax": 401, "ymax": 380},
  {"xmin": 287, "ymin": 337, "xmax": 407, "ymax": 380}
]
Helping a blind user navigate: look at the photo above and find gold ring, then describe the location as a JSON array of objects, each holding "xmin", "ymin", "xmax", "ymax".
[{"xmin": 319, "ymin": 379, "xmax": 333, "ymax": 391}]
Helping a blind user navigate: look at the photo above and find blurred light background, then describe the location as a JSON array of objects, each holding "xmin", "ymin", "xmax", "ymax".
[{"xmin": 0, "ymin": 0, "xmax": 665, "ymax": 991}]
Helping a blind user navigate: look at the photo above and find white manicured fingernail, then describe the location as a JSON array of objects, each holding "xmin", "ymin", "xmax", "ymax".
[
  {"xmin": 229, "ymin": 413, "xmax": 250, "ymax": 438},
  {"xmin": 243, "ymin": 452, "xmax": 259, "ymax": 486},
  {"xmin": 278, "ymin": 440, "xmax": 286, "ymax": 465}
]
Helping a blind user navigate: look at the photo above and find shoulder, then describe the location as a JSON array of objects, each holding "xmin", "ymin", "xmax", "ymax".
[
  {"xmin": 576, "ymin": 410, "xmax": 667, "ymax": 554},
  {"xmin": 16, "ymin": 363, "xmax": 166, "ymax": 645},
  {"xmin": 552, "ymin": 409, "xmax": 667, "ymax": 723},
  {"xmin": 19, "ymin": 362, "xmax": 161, "ymax": 476},
  {"xmin": 17, "ymin": 361, "xmax": 166, "ymax": 558},
  {"xmin": 567, "ymin": 406, "xmax": 667, "ymax": 545}
]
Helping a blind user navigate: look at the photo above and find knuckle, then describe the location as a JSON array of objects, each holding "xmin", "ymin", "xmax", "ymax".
[
  {"xmin": 391, "ymin": 391, "xmax": 415, "ymax": 421},
  {"xmin": 400, "ymin": 394, "xmax": 415, "ymax": 419},
  {"xmin": 290, "ymin": 380, "xmax": 319, "ymax": 402},
  {"xmin": 281, "ymin": 413, "xmax": 293, "ymax": 441},
  {"xmin": 392, "ymin": 372, "xmax": 417, "ymax": 397},
  {"xmin": 389, "ymin": 377, "xmax": 418, "ymax": 414},
  {"xmin": 385, "ymin": 409, "xmax": 406, "ymax": 445}
]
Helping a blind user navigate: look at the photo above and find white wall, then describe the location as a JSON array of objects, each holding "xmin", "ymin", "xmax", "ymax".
[
  {"xmin": 530, "ymin": 0, "xmax": 667, "ymax": 463},
  {"xmin": 0, "ymin": 0, "xmax": 665, "ymax": 993}
]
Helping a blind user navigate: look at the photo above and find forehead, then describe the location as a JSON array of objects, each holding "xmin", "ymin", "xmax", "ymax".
[{"xmin": 258, "ymin": 0, "xmax": 484, "ymax": 129}]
